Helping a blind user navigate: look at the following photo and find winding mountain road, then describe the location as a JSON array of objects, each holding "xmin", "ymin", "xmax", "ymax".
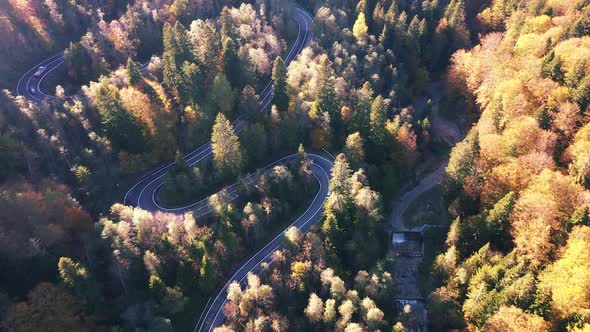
[
  {"xmin": 16, "ymin": 5, "xmax": 327, "ymax": 332},
  {"xmin": 126, "ymin": 8, "xmax": 326, "ymax": 331},
  {"xmin": 16, "ymin": 51, "xmax": 65, "ymax": 103}
]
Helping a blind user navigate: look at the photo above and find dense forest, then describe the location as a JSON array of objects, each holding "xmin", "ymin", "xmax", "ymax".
[
  {"xmin": 0, "ymin": 0, "xmax": 134, "ymax": 89},
  {"xmin": 429, "ymin": 0, "xmax": 590, "ymax": 330},
  {"xmin": 1, "ymin": 0, "xmax": 590, "ymax": 331}
]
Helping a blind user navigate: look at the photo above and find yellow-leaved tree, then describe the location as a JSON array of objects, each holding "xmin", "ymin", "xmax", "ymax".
[{"xmin": 539, "ymin": 226, "xmax": 590, "ymax": 319}]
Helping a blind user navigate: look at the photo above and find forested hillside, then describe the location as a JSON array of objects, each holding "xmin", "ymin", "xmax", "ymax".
[
  {"xmin": 2, "ymin": 0, "xmax": 590, "ymax": 331},
  {"xmin": 0, "ymin": 0, "xmax": 133, "ymax": 89},
  {"xmin": 430, "ymin": 0, "xmax": 590, "ymax": 330}
]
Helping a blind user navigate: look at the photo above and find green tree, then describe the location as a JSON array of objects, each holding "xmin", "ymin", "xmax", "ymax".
[
  {"xmin": 344, "ymin": 132, "xmax": 365, "ymax": 169},
  {"xmin": 445, "ymin": 130, "xmax": 480, "ymax": 195},
  {"xmin": 63, "ymin": 41, "xmax": 94, "ymax": 85},
  {"xmin": 220, "ymin": 7, "xmax": 236, "ymax": 41},
  {"xmin": 181, "ymin": 60, "xmax": 205, "ymax": 104},
  {"xmin": 126, "ymin": 58, "xmax": 142, "ymax": 85},
  {"xmin": 541, "ymin": 51, "xmax": 565, "ymax": 84},
  {"xmin": 486, "ymin": 192, "xmax": 516, "ymax": 252},
  {"xmin": 200, "ymin": 23, "xmax": 221, "ymax": 80},
  {"xmin": 312, "ymin": 57, "xmax": 342, "ymax": 147},
  {"xmin": 239, "ymin": 85, "xmax": 259, "ymax": 120},
  {"xmin": 539, "ymin": 226, "xmax": 590, "ymax": 319},
  {"xmin": 329, "ymin": 153, "xmax": 352, "ymax": 196},
  {"xmin": 200, "ymin": 254, "xmax": 216, "ymax": 292},
  {"xmin": 94, "ymin": 80, "xmax": 144, "ymax": 153},
  {"xmin": 172, "ymin": 22, "xmax": 194, "ymax": 65},
  {"xmin": 574, "ymin": 76, "xmax": 590, "ymax": 111},
  {"xmin": 163, "ymin": 51, "xmax": 181, "ymax": 94},
  {"xmin": 209, "ymin": 72, "xmax": 235, "ymax": 115},
  {"xmin": 222, "ymin": 36, "xmax": 243, "ymax": 88},
  {"xmin": 211, "ymin": 113, "xmax": 243, "ymax": 178},
  {"xmin": 170, "ymin": 0, "xmax": 190, "ymax": 24},
  {"xmin": 161, "ymin": 286, "xmax": 188, "ymax": 315},
  {"xmin": 272, "ymin": 57, "xmax": 289, "ymax": 112},
  {"xmin": 149, "ymin": 274, "xmax": 166, "ymax": 299},
  {"xmin": 369, "ymin": 95, "xmax": 387, "ymax": 147},
  {"xmin": 352, "ymin": 82, "xmax": 373, "ymax": 136},
  {"xmin": 58, "ymin": 257, "xmax": 99, "ymax": 308}
]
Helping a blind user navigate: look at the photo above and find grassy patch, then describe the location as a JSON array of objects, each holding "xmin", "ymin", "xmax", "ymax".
[{"xmin": 402, "ymin": 185, "xmax": 446, "ymax": 228}]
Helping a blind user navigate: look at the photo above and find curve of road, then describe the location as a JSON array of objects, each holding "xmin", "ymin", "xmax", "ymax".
[
  {"xmin": 17, "ymin": 5, "xmax": 327, "ymax": 332},
  {"xmin": 389, "ymin": 164, "xmax": 446, "ymax": 232}
]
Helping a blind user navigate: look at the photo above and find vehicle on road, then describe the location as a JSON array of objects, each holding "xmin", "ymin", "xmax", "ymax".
[
  {"xmin": 30, "ymin": 87, "xmax": 36, "ymax": 94},
  {"xmin": 33, "ymin": 66, "xmax": 46, "ymax": 78}
]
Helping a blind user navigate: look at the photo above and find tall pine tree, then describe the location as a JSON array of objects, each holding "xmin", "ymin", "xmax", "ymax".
[
  {"xmin": 312, "ymin": 56, "xmax": 342, "ymax": 147},
  {"xmin": 211, "ymin": 113, "xmax": 243, "ymax": 178},
  {"xmin": 369, "ymin": 95, "xmax": 387, "ymax": 147},
  {"xmin": 125, "ymin": 58, "xmax": 142, "ymax": 85},
  {"xmin": 272, "ymin": 57, "xmax": 289, "ymax": 112},
  {"xmin": 352, "ymin": 82, "xmax": 373, "ymax": 136},
  {"xmin": 222, "ymin": 36, "xmax": 243, "ymax": 88}
]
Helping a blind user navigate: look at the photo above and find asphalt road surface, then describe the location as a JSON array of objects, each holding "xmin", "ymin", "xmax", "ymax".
[
  {"xmin": 16, "ymin": 51, "xmax": 65, "ymax": 103},
  {"xmin": 15, "ymin": 0, "xmax": 100, "ymax": 102}
]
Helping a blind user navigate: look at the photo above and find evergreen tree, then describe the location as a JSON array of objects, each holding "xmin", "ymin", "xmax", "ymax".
[
  {"xmin": 163, "ymin": 22, "xmax": 194, "ymax": 66},
  {"xmin": 200, "ymin": 23, "xmax": 222, "ymax": 80},
  {"xmin": 172, "ymin": 22, "xmax": 195, "ymax": 65},
  {"xmin": 181, "ymin": 60, "xmax": 205, "ymax": 104},
  {"xmin": 170, "ymin": 0, "xmax": 190, "ymax": 24},
  {"xmin": 163, "ymin": 52, "xmax": 181, "ymax": 93},
  {"xmin": 58, "ymin": 257, "xmax": 99, "ymax": 309},
  {"xmin": 220, "ymin": 7, "xmax": 236, "ymax": 41},
  {"xmin": 486, "ymin": 192, "xmax": 516, "ymax": 252},
  {"xmin": 322, "ymin": 212, "xmax": 342, "ymax": 251},
  {"xmin": 222, "ymin": 37, "xmax": 243, "ymax": 88},
  {"xmin": 380, "ymin": 21, "xmax": 396, "ymax": 50},
  {"xmin": 239, "ymin": 85, "xmax": 259, "ymax": 120},
  {"xmin": 272, "ymin": 57, "xmax": 289, "ymax": 112},
  {"xmin": 63, "ymin": 41, "xmax": 94, "ymax": 85},
  {"xmin": 162, "ymin": 22, "xmax": 175, "ymax": 55},
  {"xmin": 344, "ymin": 132, "xmax": 365, "ymax": 169},
  {"xmin": 329, "ymin": 153, "xmax": 352, "ymax": 197},
  {"xmin": 209, "ymin": 72, "xmax": 235, "ymax": 115},
  {"xmin": 126, "ymin": 58, "xmax": 142, "ymax": 85},
  {"xmin": 369, "ymin": 95, "xmax": 387, "ymax": 147},
  {"xmin": 296, "ymin": 143, "xmax": 308, "ymax": 167},
  {"xmin": 211, "ymin": 113, "xmax": 243, "ymax": 178},
  {"xmin": 356, "ymin": 0, "xmax": 375, "ymax": 34},
  {"xmin": 574, "ymin": 76, "xmax": 590, "ymax": 111},
  {"xmin": 352, "ymin": 82, "xmax": 373, "ymax": 136},
  {"xmin": 541, "ymin": 51, "xmax": 565, "ymax": 84},
  {"xmin": 312, "ymin": 57, "xmax": 342, "ymax": 147}
]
